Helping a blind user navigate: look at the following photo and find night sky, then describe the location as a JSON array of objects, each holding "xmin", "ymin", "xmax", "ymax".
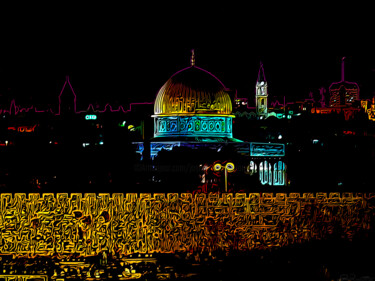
[{"xmin": 0, "ymin": 2, "xmax": 374, "ymax": 109}]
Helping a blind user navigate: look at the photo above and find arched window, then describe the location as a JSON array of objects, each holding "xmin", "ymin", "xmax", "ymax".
[
  {"xmin": 273, "ymin": 161, "xmax": 285, "ymax": 186},
  {"xmin": 269, "ymin": 162, "xmax": 273, "ymax": 185},
  {"xmin": 259, "ymin": 161, "xmax": 279, "ymax": 185},
  {"xmin": 249, "ymin": 161, "xmax": 257, "ymax": 175},
  {"xmin": 258, "ymin": 161, "xmax": 269, "ymax": 185},
  {"xmin": 273, "ymin": 162, "xmax": 278, "ymax": 184}
]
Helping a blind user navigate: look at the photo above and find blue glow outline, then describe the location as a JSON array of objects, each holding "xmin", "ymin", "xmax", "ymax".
[{"xmin": 154, "ymin": 116, "xmax": 233, "ymax": 138}]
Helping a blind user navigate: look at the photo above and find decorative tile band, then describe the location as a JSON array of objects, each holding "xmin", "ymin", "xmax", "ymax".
[{"xmin": 154, "ymin": 116, "xmax": 232, "ymax": 138}]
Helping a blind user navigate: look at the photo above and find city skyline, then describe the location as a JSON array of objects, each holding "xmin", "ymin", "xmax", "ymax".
[{"xmin": 0, "ymin": 54, "xmax": 374, "ymax": 112}]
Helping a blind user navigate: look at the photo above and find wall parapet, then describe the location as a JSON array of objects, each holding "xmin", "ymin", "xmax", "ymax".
[{"xmin": 0, "ymin": 193, "xmax": 374, "ymax": 255}]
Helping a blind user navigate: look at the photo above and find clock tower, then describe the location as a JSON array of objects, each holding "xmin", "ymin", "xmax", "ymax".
[{"xmin": 256, "ymin": 62, "xmax": 268, "ymax": 117}]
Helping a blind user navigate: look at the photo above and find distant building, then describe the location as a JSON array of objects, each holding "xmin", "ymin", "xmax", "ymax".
[
  {"xmin": 361, "ymin": 97, "xmax": 375, "ymax": 121},
  {"xmin": 0, "ymin": 75, "xmax": 155, "ymax": 149},
  {"xmin": 58, "ymin": 76, "xmax": 77, "ymax": 115},
  {"xmin": 233, "ymin": 95, "xmax": 248, "ymax": 110},
  {"xmin": 255, "ymin": 62, "xmax": 268, "ymax": 117},
  {"xmin": 232, "ymin": 62, "xmax": 296, "ymax": 121},
  {"xmin": 310, "ymin": 57, "xmax": 362, "ymax": 120},
  {"xmin": 329, "ymin": 57, "xmax": 359, "ymax": 108}
]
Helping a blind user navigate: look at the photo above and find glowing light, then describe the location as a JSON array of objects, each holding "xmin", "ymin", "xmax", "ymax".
[
  {"xmin": 213, "ymin": 163, "xmax": 222, "ymax": 171},
  {"xmin": 225, "ymin": 162, "xmax": 235, "ymax": 172},
  {"xmin": 190, "ymin": 49, "xmax": 195, "ymax": 66},
  {"xmin": 85, "ymin": 114, "xmax": 97, "ymax": 120},
  {"xmin": 250, "ymin": 142, "xmax": 285, "ymax": 157},
  {"xmin": 256, "ymin": 62, "xmax": 268, "ymax": 116},
  {"xmin": 7, "ymin": 125, "xmax": 37, "ymax": 133}
]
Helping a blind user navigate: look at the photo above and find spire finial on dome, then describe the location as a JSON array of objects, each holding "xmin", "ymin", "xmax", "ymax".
[{"xmin": 190, "ymin": 49, "xmax": 195, "ymax": 66}]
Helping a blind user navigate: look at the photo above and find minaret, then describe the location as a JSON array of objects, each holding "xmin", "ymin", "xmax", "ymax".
[{"xmin": 256, "ymin": 62, "xmax": 268, "ymax": 116}]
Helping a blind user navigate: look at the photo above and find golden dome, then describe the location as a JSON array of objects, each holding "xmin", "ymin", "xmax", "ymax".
[{"xmin": 154, "ymin": 66, "xmax": 233, "ymax": 116}]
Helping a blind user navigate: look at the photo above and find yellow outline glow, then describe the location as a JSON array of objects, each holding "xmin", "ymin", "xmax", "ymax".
[
  {"xmin": 0, "ymin": 193, "xmax": 372, "ymax": 255},
  {"xmin": 213, "ymin": 163, "xmax": 222, "ymax": 171},
  {"xmin": 225, "ymin": 162, "xmax": 235, "ymax": 172}
]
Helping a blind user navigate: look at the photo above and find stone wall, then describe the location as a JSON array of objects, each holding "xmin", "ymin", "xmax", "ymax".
[{"xmin": 0, "ymin": 193, "xmax": 373, "ymax": 255}]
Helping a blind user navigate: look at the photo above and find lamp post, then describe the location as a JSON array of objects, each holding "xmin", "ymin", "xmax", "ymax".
[
  {"xmin": 213, "ymin": 162, "xmax": 235, "ymax": 192},
  {"xmin": 224, "ymin": 162, "xmax": 235, "ymax": 192}
]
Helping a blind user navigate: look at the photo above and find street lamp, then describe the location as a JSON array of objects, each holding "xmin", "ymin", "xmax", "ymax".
[
  {"xmin": 213, "ymin": 163, "xmax": 222, "ymax": 172},
  {"xmin": 224, "ymin": 162, "xmax": 235, "ymax": 192},
  {"xmin": 212, "ymin": 162, "xmax": 235, "ymax": 192}
]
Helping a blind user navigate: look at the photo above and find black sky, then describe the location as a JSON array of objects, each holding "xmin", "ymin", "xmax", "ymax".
[{"xmin": 0, "ymin": 2, "xmax": 374, "ymax": 108}]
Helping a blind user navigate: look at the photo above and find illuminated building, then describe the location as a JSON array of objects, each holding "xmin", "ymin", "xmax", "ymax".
[
  {"xmin": 233, "ymin": 62, "xmax": 293, "ymax": 120},
  {"xmin": 329, "ymin": 57, "xmax": 359, "ymax": 108},
  {"xmin": 152, "ymin": 50, "xmax": 238, "ymax": 141},
  {"xmin": 138, "ymin": 51, "xmax": 287, "ymax": 186},
  {"xmin": 361, "ymin": 96, "xmax": 375, "ymax": 121},
  {"xmin": 233, "ymin": 95, "xmax": 248, "ymax": 110},
  {"xmin": 147, "ymin": 50, "xmax": 243, "ymax": 159},
  {"xmin": 310, "ymin": 57, "xmax": 362, "ymax": 120},
  {"xmin": 255, "ymin": 62, "xmax": 268, "ymax": 117},
  {"xmin": 0, "ymin": 52, "xmax": 289, "ymax": 187},
  {"xmin": 233, "ymin": 62, "xmax": 271, "ymax": 119}
]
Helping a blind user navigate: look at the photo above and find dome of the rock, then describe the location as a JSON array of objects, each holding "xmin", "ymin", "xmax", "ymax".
[
  {"xmin": 151, "ymin": 55, "xmax": 238, "ymax": 141},
  {"xmin": 154, "ymin": 66, "xmax": 233, "ymax": 116}
]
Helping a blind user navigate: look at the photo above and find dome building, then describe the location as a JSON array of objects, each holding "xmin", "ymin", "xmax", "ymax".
[
  {"xmin": 134, "ymin": 51, "xmax": 287, "ymax": 187},
  {"xmin": 152, "ymin": 50, "xmax": 240, "ymax": 141},
  {"xmin": 149, "ymin": 51, "xmax": 244, "ymax": 159}
]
